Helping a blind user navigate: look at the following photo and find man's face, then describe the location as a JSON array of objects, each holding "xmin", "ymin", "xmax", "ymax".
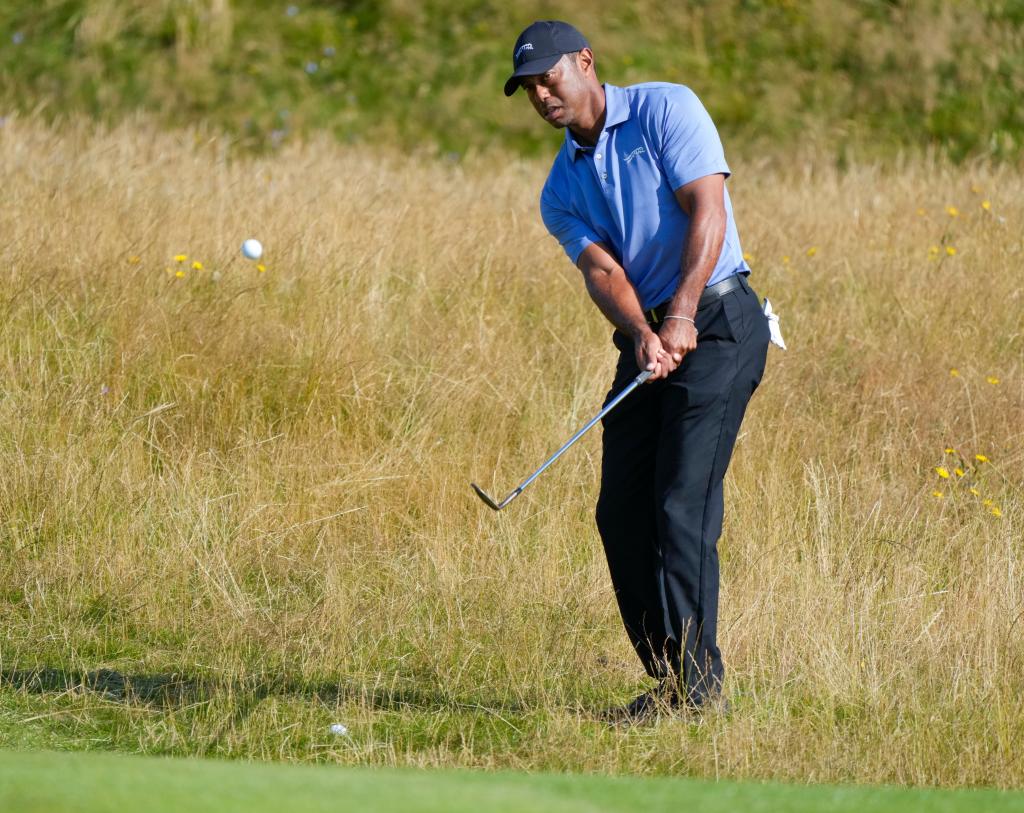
[{"xmin": 520, "ymin": 53, "xmax": 589, "ymax": 129}]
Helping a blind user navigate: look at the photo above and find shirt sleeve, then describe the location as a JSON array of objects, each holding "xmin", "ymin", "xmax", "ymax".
[
  {"xmin": 657, "ymin": 86, "xmax": 731, "ymax": 192},
  {"xmin": 540, "ymin": 183, "xmax": 601, "ymax": 266}
]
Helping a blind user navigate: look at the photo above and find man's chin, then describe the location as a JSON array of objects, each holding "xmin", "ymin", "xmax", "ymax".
[{"xmin": 541, "ymin": 113, "xmax": 568, "ymax": 130}]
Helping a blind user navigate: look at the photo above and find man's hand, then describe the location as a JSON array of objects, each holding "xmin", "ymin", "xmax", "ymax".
[
  {"xmin": 634, "ymin": 328, "xmax": 678, "ymax": 381},
  {"xmin": 657, "ymin": 317, "xmax": 698, "ymax": 367}
]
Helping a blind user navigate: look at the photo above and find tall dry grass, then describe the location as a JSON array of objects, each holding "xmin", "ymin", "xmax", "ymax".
[{"xmin": 0, "ymin": 115, "xmax": 1022, "ymax": 786}]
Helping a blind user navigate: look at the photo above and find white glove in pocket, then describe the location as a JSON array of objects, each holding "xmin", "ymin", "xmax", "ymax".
[{"xmin": 762, "ymin": 298, "xmax": 787, "ymax": 350}]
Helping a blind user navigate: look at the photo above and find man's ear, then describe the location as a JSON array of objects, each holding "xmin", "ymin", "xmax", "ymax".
[{"xmin": 576, "ymin": 47, "xmax": 596, "ymax": 79}]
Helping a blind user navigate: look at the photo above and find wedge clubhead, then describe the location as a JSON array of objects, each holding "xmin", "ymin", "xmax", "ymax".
[{"xmin": 470, "ymin": 483, "xmax": 519, "ymax": 511}]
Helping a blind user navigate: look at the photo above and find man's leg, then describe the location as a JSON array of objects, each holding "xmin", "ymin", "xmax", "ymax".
[
  {"xmin": 656, "ymin": 281, "xmax": 769, "ymax": 705},
  {"xmin": 596, "ymin": 331, "xmax": 671, "ymax": 680}
]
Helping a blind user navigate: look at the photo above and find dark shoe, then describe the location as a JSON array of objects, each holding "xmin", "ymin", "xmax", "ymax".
[{"xmin": 600, "ymin": 684, "xmax": 680, "ymax": 727}]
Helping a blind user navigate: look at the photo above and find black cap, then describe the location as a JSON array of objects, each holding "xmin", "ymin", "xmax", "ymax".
[{"xmin": 503, "ymin": 21, "xmax": 589, "ymax": 97}]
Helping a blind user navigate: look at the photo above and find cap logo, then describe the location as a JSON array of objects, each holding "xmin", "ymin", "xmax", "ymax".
[{"xmin": 514, "ymin": 42, "xmax": 534, "ymax": 62}]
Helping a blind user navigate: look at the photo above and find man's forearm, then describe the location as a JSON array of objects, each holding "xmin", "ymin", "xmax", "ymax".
[
  {"xmin": 582, "ymin": 263, "xmax": 652, "ymax": 340},
  {"xmin": 666, "ymin": 207, "xmax": 726, "ymax": 318},
  {"xmin": 576, "ymin": 242, "xmax": 673, "ymax": 379}
]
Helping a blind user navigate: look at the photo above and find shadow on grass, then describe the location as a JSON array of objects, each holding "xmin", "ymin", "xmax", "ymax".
[{"xmin": 0, "ymin": 667, "xmax": 537, "ymax": 717}]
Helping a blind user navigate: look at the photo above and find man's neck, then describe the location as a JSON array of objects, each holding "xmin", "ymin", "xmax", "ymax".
[{"xmin": 569, "ymin": 84, "xmax": 607, "ymax": 147}]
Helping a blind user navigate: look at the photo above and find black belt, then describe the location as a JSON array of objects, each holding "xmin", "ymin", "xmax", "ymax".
[{"xmin": 645, "ymin": 273, "xmax": 747, "ymax": 325}]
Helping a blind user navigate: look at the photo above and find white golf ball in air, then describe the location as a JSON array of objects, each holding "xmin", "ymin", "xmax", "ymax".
[{"xmin": 241, "ymin": 238, "xmax": 263, "ymax": 260}]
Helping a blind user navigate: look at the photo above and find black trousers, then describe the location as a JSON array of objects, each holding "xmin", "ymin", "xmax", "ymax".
[{"xmin": 596, "ymin": 274, "xmax": 769, "ymax": 704}]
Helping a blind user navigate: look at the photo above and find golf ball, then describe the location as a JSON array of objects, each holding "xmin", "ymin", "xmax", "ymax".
[
  {"xmin": 241, "ymin": 238, "xmax": 263, "ymax": 260},
  {"xmin": 329, "ymin": 723, "xmax": 349, "ymax": 736}
]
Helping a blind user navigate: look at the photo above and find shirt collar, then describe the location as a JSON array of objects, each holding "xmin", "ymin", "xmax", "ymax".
[{"xmin": 566, "ymin": 83, "xmax": 630, "ymax": 161}]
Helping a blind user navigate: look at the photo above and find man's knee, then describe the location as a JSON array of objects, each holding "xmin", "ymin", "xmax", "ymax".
[{"xmin": 658, "ymin": 477, "xmax": 708, "ymax": 528}]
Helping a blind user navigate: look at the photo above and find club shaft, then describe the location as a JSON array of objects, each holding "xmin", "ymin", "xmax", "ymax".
[{"xmin": 506, "ymin": 369, "xmax": 652, "ymax": 501}]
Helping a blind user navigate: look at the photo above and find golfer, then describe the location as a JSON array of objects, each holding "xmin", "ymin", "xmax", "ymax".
[{"xmin": 505, "ymin": 21, "xmax": 770, "ymax": 722}]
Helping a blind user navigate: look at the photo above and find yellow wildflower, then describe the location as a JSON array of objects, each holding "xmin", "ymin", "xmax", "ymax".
[
  {"xmin": 949, "ymin": 368, "xmax": 960, "ymax": 377},
  {"xmin": 935, "ymin": 467, "xmax": 950, "ymax": 479},
  {"xmin": 945, "ymin": 205, "xmax": 959, "ymax": 217},
  {"xmin": 192, "ymin": 261, "xmax": 203, "ymax": 271},
  {"xmin": 128, "ymin": 255, "xmax": 141, "ymax": 264},
  {"xmin": 932, "ymin": 491, "xmax": 944, "ymax": 499},
  {"xmin": 174, "ymin": 254, "xmax": 187, "ymax": 263},
  {"xmin": 954, "ymin": 468, "xmax": 965, "ymax": 477},
  {"xmin": 257, "ymin": 263, "xmax": 266, "ymax": 273},
  {"xmin": 782, "ymin": 255, "xmax": 791, "ymax": 264},
  {"xmin": 944, "ymin": 447, "xmax": 955, "ymax": 454},
  {"xmin": 975, "ymin": 454, "xmax": 988, "ymax": 463},
  {"xmin": 916, "ymin": 207, "xmax": 926, "ymax": 216},
  {"xmin": 743, "ymin": 252, "xmax": 754, "ymax": 262},
  {"xmin": 981, "ymin": 200, "xmax": 992, "ymax": 211},
  {"xmin": 175, "ymin": 270, "xmax": 185, "ymax": 279},
  {"xmin": 969, "ymin": 488, "xmax": 980, "ymax": 497},
  {"xmin": 986, "ymin": 376, "xmax": 999, "ymax": 385},
  {"xmin": 945, "ymin": 246, "xmax": 957, "ymax": 256},
  {"xmin": 991, "ymin": 507, "xmax": 1003, "ymax": 518},
  {"xmin": 806, "ymin": 246, "xmax": 818, "ymax": 257},
  {"xmin": 982, "ymin": 498, "xmax": 994, "ymax": 507}
]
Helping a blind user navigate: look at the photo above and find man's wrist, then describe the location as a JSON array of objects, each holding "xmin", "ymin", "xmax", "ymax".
[
  {"xmin": 665, "ymin": 301, "xmax": 698, "ymax": 321},
  {"xmin": 628, "ymin": 322, "xmax": 654, "ymax": 342}
]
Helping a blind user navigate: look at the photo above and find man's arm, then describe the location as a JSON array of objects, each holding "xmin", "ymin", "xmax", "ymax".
[
  {"xmin": 577, "ymin": 242, "xmax": 674, "ymax": 380},
  {"xmin": 658, "ymin": 173, "xmax": 728, "ymax": 361}
]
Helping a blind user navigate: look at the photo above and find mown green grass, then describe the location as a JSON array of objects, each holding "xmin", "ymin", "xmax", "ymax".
[
  {"xmin": 4, "ymin": 749, "xmax": 1024, "ymax": 813},
  {"xmin": 2, "ymin": 0, "xmax": 1023, "ymax": 162}
]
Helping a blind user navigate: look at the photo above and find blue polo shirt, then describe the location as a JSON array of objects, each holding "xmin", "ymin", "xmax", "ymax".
[{"xmin": 540, "ymin": 82, "xmax": 750, "ymax": 310}]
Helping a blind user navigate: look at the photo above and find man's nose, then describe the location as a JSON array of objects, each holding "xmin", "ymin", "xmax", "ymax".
[{"xmin": 532, "ymin": 85, "xmax": 550, "ymax": 103}]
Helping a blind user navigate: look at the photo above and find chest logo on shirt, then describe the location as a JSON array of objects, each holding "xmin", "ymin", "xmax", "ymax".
[{"xmin": 622, "ymin": 146, "xmax": 647, "ymax": 164}]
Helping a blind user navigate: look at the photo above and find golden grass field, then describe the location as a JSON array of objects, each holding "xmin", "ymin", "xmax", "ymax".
[{"xmin": 1, "ymin": 116, "xmax": 1022, "ymax": 787}]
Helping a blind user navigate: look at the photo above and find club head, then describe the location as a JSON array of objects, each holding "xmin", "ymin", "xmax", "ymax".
[{"xmin": 471, "ymin": 483, "xmax": 502, "ymax": 511}]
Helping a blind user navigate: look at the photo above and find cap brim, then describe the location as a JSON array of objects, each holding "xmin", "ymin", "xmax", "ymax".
[{"xmin": 503, "ymin": 54, "xmax": 562, "ymax": 96}]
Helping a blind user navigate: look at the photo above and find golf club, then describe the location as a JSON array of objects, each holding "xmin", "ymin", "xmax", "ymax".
[{"xmin": 471, "ymin": 369, "xmax": 653, "ymax": 511}]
